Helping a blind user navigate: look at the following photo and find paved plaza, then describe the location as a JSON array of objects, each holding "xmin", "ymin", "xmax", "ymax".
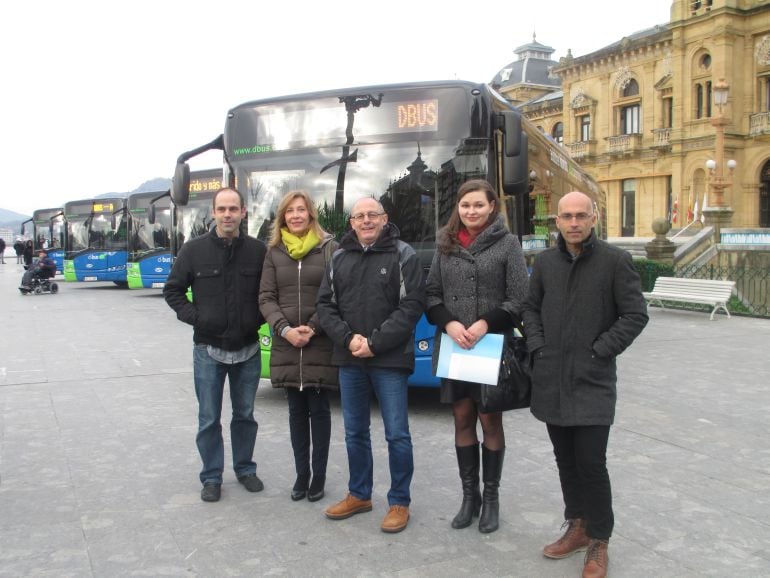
[{"xmin": 1, "ymin": 258, "xmax": 769, "ymax": 577}]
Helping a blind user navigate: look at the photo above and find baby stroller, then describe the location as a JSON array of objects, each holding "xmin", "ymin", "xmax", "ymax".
[{"xmin": 20, "ymin": 250, "xmax": 59, "ymax": 295}]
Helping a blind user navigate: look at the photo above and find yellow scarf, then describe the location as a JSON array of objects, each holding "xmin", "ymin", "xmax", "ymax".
[{"xmin": 281, "ymin": 228, "xmax": 321, "ymax": 260}]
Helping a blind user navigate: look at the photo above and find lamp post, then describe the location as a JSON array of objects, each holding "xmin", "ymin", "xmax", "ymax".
[{"xmin": 703, "ymin": 78, "xmax": 735, "ymax": 229}]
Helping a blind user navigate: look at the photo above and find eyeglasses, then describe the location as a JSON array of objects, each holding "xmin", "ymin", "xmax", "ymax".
[
  {"xmin": 350, "ymin": 212, "xmax": 384, "ymax": 222},
  {"xmin": 557, "ymin": 212, "xmax": 593, "ymax": 222}
]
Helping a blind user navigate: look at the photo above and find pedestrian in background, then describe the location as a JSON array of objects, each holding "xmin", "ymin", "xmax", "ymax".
[
  {"xmin": 259, "ymin": 190, "xmax": 339, "ymax": 503},
  {"xmin": 23, "ymin": 240, "xmax": 34, "ymax": 268},
  {"xmin": 13, "ymin": 237, "xmax": 24, "ymax": 265},
  {"xmin": 522, "ymin": 190, "xmax": 648, "ymax": 578},
  {"xmin": 163, "ymin": 187, "xmax": 267, "ymax": 503},
  {"xmin": 316, "ymin": 197, "xmax": 425, "ymax": 534},
  {"xmin": 0, "ymin": 237, "xmax": 6, "ymax": 264},
  {"xmin": 425, "ymin": 179, "xmax": 529, "ymax": 534},
  {"xmin": 14, "ymin": 238, "xmax": 24, "ymax": 264}
]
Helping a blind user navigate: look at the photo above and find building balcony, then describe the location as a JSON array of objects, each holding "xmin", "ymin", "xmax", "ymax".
[
  {"xmin": 607, "ymin": 133, "xmax": 643, "ymax": 155},
  {"xmin": 565, "ymin": 140, "xmax": 596, "ymax": 160},
  {"xmin": 651, "ymin": 127, "xmax": 673, "ymax": 150},
  {"xmin": 749, "ymin": 112, "xmax": 770, "ymax": 137}
]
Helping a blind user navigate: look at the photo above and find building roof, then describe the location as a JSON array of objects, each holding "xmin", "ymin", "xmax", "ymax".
[{"xmin": 491, "ymin": 33, "xmax": 561, "ymax": 90}]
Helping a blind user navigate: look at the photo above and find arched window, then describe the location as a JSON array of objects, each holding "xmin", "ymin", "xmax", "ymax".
[
  {"xmin": 551, "ymin": 122, "xmax": 563, "ymax": 144},
  {"xmin": 623, "ymin": 79, "xmax": 639, "ymax": 98}
]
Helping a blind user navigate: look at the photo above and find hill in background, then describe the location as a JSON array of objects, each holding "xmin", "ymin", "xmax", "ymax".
[{"xmin": 0, "ymin": 177, "xmax": 173, "ymax": 232}]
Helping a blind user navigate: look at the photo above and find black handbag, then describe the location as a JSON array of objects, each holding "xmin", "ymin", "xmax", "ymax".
[{"xmin": 478, "ymin": 328, "xmax": 531, "ymax": 413}]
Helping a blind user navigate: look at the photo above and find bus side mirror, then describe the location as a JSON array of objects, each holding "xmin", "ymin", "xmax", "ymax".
[
  {"xmin": 171, "ymin": 163, "xmax": 191, "ymax": 206},
  {"xmin": 110, "ymin": 214, "xmax": 117, "ymax": 230},
  {"xmin": 500, "ymin": 111, "xmax": 522, "ymax": 157},
  {"xmin": 502, "ymin": 132, "xmax": 529, "ymax": 197},
  {"xmin": 148, "ymin": 204, "xmax": 156, "ymax": 225}
]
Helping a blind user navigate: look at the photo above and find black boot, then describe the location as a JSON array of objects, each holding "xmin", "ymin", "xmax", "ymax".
[
  {"xmin": 451, "ymin": 443, "xmax": 481, "ymax": 529},
  {"xmin": 307, "ymin": 474, "xmax": 325, "ymax": 502},
  {"xmin": 478, "ymin": 445, "xmax": 505, "ymax": 533},
  {"xmin": 291, "ymin": 473, "xmax": 310, "ymax": 501}
]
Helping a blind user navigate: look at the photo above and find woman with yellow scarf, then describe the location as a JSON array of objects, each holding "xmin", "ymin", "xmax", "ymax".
[{"xmin": 259, "ymin": 190, "xmax": 339, "ymax": 502}]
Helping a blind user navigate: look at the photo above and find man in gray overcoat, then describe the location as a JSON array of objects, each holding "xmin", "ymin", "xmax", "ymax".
[{"xmin": 522, "ymin": 191, "xmax": 648, "ymax": 578}]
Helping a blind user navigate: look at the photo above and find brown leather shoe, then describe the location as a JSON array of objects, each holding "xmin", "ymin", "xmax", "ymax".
[
  {"xmin": 543, "ymin": 518, "xmax": 590, "ymax": 559},
  {"xmin": 380, "ymin": 505, "xmax": 409, "ymax": 533},
  {"xmin": 324, "ymin": 494, "xmax": 373, "ymax": 520},
  {"xmin": 582, "ymin": 539, "xmax": 609, "ymax": 578}
]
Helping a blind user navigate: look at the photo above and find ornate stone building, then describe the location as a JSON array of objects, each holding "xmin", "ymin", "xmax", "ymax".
[{"xmin": 496, "ymin": 0, "xmax": 770, "ymax": 237}]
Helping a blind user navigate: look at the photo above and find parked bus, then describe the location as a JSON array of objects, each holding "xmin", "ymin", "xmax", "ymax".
[
  {"xmin": 63, "ymin": 197, "xmax": 128, "ymax": 285},
  {"xmin": 20, "ymin": 208, "xmax": 65, "ymax": 272},
  {"xmin": 171, "ymin": 169, "xmax": 221, "ymax": 256},
  {"xmin": 171, "ymin": 80, "xmax": 607, "ymax": 386},
  {"xmin": 126, "ymin": 191, "xmax": 173, "ymax": 289}
]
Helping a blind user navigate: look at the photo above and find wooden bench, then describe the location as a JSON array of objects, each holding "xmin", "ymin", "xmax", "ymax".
[{"xmin": 643, "ymin": 277, "xmax": 736, "ymax": 320}]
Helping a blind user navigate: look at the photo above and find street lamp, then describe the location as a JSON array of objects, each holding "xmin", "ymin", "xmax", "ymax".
[{"xmin": 705, "ymin": 78, "xmax": 735, "ymax": 210}]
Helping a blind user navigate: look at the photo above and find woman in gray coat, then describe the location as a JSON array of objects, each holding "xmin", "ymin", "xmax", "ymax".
[
  {"xmin": 259, "ymin": 190, "xmax": 339, "ymax": 502},
  {"xmin": 426, "ymin": 179, "xmax": 529, "ymax": 534}
]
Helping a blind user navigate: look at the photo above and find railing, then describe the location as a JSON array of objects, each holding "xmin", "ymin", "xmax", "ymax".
[
  {"xmin": 637, "ymin": 261, "xmax": 769, "ymax": 318},
  {"xmin": 607, "ymin": 134, "xmax": 643, "ymax": 155},
  {"xmin": 670, "ymin": 219, "xmax": 703, "ymax": 240},
  {"xmin": 566, "ymin": 141, "xmax": 591, "ymax": 160},
  {"xmin": 749, "ymin": 112, "xmax": 770, "ymax": 136},
  {"xmin": 652, "ymin": 127, "xmax": 672, "ymax": 148}
]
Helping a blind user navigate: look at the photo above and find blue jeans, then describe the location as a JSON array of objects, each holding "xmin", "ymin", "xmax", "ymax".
[
  {"xmin": 338, "ymin": 365, "xmax": 413, "ymax": 506},
  {"xmin": 193, "ymin": 345, "xmax": 260, "ymax": 485}
]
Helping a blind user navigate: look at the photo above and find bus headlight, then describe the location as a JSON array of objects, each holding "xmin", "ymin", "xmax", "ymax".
[
  {"xmin": 260, "ymin": 335, "xmax": 272, "ymax": 348},
  {"xmin": 417, "ymin": 340, "xmax": 429, "ymax": 352}
]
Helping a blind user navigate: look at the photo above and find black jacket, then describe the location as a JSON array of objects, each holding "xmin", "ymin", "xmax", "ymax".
[
  {"xmin": 316, "ymin": 223, "xmax": 426, "ymax": 370},
  {"xmin": 164, "ymin": 229, "xmax": 267, "ymax": 350}
]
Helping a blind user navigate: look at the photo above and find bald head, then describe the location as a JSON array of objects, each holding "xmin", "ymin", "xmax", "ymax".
[
  {"xmin": 556, "ymin": 191, "xmax": 597, "ymax": 255},
  {"xmin": 557, "ymin": 191, "xmax": 593, "ymax": 216}
]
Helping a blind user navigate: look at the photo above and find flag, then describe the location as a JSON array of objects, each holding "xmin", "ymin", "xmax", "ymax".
[
  {"xmin": 693, "ymin": 197, "xmax": 700, "ymax": 223},
  {"xmin": 672, "ymin": 198, "xmax": 678, "ymax": 224},
  {"xmin": 687, "ymin": 191, "xmax": 694, "ymax": 222}
]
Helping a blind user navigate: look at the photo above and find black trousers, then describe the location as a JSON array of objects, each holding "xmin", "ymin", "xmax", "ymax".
[
  {"xmin": 547, "ymin": 423, "xmax": 613, "ymax": 541},
  {"xmin": 286, "ymin": 387, "xmax": 331, "ymax": 477}
]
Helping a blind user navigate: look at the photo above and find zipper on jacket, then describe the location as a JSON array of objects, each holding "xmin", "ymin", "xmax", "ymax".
[{"xmin": 297, "ymin": 259, "xmax": 304, "ymax": 391}]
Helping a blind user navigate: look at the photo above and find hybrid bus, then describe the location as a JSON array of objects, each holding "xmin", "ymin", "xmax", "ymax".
[
  {"xmin": 20, "ymin": 208, "xmax": 65, "ymax": 272},
  {"xmin": 63, "ymin": 197, "xmax": 128, "ymax": 285},
  {"xmin": 126, "ymin": 190, "xmax": 173, "ymax": 288},
  {"xmin": 171, "ymin": 80, "xmax": 607, "ymax": 386}
]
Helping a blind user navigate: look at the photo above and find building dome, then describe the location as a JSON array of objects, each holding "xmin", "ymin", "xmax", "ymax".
[{"xmin": 491, "ymin": 34, "xmax": 561, "ymax": 91}]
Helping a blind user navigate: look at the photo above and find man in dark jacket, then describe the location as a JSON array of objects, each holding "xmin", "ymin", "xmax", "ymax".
[
  {"xmin": 163, "ymin": 187, "xmax": 267, "ymax": 503},
  {"xmin": 522, "ymin": 191, "xmax": 648, "ymax": 578},
  {"xmin": 317, "ymin": 197, "xmax": 425, "ymax": 533},
  {"xmin": 0, "ymin": 237, "xmax": 5, "ymax": 264},
  {"xmin": 20, "ymin": 249, "xmax": 56, "ymax": 289}
]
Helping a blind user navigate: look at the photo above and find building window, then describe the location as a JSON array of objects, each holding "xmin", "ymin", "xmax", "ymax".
[
  {"xmin": 623, "ymin": 79, "xmax": 639, "ymax": 98},
  {"xmin": 621, "ymin": 105, "xmax": 641, "ymax": 134},
  {"xmin": 663, "ymin": 97, "xmax": 674, "ymax": 128},
  {"xmin": 705, "ymin": 81, "xmax": 712, "ymax": 117},
  {"xmin": 696, "ymin": 84, "xmax": 704, "ymax": 118},
  {"xmin": 552, "ymin": 122, "xmax": 564, "ymax": 144},
  {"xmin": 622, "ymin": 179, "xmax": 636, "ymax": 237},
  {"xmin": 580, "ymin": 115, "xmax": 591, "ymax": 141}
]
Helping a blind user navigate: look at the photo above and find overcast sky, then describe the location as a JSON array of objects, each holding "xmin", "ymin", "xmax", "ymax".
[{"xmin": 1, "ymin": 0, "xmax": 672, "ymax": 216}]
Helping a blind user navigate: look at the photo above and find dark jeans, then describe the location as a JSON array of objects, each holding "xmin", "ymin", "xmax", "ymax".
[
  {"xmin": 547, "ymin": 424, "xmax": 613, "ymax": 541},
  {"xmin": 193, "ymin": 345, "xmax": 260, "ymax": 485},
  {"xmin": 286, "ymin": 387, "xmax": 331, "ymax": 477}
]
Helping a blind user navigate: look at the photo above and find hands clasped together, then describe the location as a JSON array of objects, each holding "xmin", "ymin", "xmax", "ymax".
[
  {"xmin": 444, "ymin": 319, "xmax": 489, "ymax": 350},
  {"xmin": 348, "ymin": 334, "xmax": 375, "ymax": 358}
]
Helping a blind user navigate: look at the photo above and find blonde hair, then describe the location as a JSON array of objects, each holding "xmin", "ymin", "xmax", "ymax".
[{"xmin": 268, "ymin": 190, "xmax": 328, "ymax": 247}]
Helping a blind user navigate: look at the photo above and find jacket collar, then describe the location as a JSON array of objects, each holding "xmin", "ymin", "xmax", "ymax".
[{"xmin": 557, "ymin": 230, "xmax": 596, "ymax": 260}]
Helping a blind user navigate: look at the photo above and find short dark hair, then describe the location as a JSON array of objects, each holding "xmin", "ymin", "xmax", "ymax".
[{"xmin": 212, "ymin": 187, "xmax": 245, "ymax": 208}]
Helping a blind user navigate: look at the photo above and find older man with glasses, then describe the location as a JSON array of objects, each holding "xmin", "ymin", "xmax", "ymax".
[
  {"xmin": 523, "ymin": 191, "xmax": 648, "ymax": 578},
  {"xmin": 316, "ymin": 196, "xmax": 425, "ymax": 534}
]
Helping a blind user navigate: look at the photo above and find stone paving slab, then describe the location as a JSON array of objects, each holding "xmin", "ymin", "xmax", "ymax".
[{"xmin": 1, "ymin": 261, "xmax": 769, "ymax": 577}]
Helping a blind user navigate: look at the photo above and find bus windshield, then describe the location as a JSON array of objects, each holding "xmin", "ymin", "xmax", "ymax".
[
  {"xmin": 65, "ymin": 200, "xmax": 126, "ymax": 254},
  {"xmin": 32, "ymin": 209, "xmax": 65, "ymax": 250},
  {"xmin": 129, "ymin": 194, "xmax": 171, "ymax": 258},
  {"xmin": 227, "ymin": 86, "xmax": 488, "ymax": 261}
]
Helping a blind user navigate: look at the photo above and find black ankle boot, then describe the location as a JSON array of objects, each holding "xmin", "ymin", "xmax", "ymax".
[
  {"xmin": 451, "ymin": 443, "xmax": 481, "ymax": 529},
  {"xmin": 307, "ymin": 474, "xmax": 326, "ymax": 502},
  {"xmin": 478, "ymin": 445, "xmax": 505, "ymax": 533},
  {"xmin": 291, "ymin": 473, "xmax": 310, "ymax": 501}
]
